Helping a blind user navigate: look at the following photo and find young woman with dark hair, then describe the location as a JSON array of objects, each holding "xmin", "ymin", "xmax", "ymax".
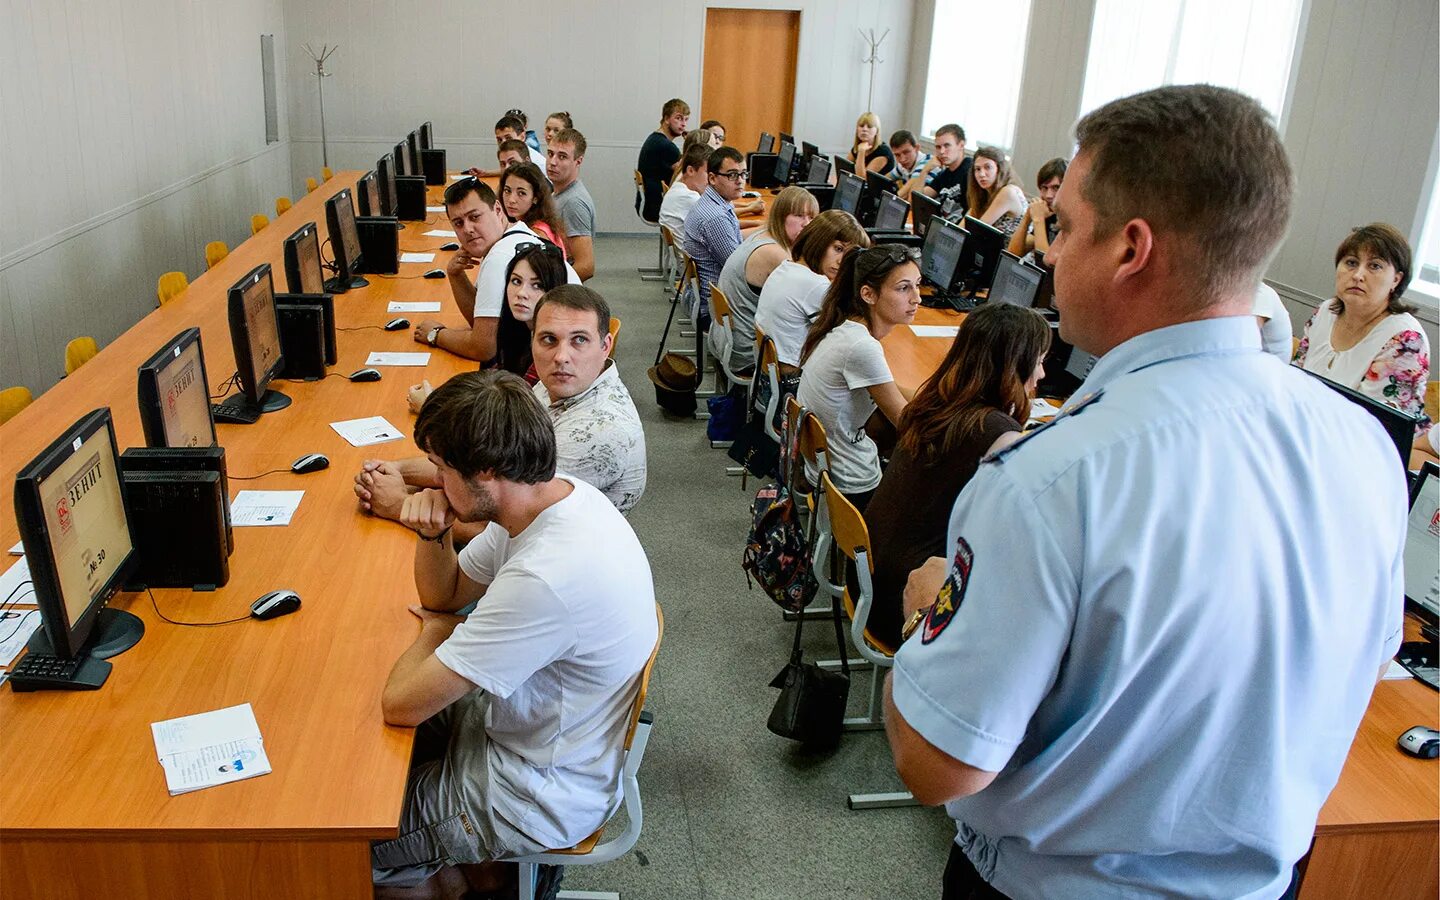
[{"xmin": 499, "ymin": 163, "xmax": 568, "ymax": 256}]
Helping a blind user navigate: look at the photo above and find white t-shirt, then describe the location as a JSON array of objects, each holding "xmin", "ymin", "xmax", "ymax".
[
  {"xmin": 754, "ymin": 260, "xmax": 831, "ymax": 366},
  {"xmin": 435, "ymin": 476, "xmax": 658, "ymax": 852},
  {"xmin": 795, "ymin": 320, "xmax": 894, "ymax": 493},
  {"xmin": 1252, "ymin": 283, "xmax": 1293, "ymax": 361},
  {"xmin": 474, "ymin": 223, "xmax": 580, "ymax": 319},
  {"xmin": 658, "ymin": 180, "xmax": 701, "ymax": 247}
]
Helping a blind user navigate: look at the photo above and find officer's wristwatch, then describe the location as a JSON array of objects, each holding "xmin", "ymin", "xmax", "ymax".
[
  {"xmin": 901, "ymin": 605, "xmax": 931, "ymax": 642},
  {"xmin": 426, "ymin": 326, "xmax": 444, "ymax": 346}
]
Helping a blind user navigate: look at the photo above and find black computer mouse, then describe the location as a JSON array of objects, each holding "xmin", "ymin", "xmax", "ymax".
[
  {"xmin": 290, "ymin": 453, "xmax": 330, "ymax": 474},
  {"xmin": 384, "ymin": 317, "xmax": 410, "ymax": 331},
  {"xmin": 348, "ymin": 368, "xmax": 382, "ymax": 382},
  {"xmin": 1398, "ymin": 726, "xmax": 1440, "ymax": 759},
  {"xmin": 423, "ymin": 269, "xmax": 446, "ymax": 279},
  {"xmin": 250, "ymin": 589, "xmax": 302, "ymax": 620},
  {"xmin": 439, "ymin": 242, "xmax": 460, "ymax": 251}
]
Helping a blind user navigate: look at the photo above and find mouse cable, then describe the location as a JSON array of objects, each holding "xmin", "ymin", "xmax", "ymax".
[
  {"xmin": 147, "ymin": 586, "xmax": 251, "ymax": 627},
  {"xmin": 228, "ymin": 467, "xmax": 291, "ymax": 481},
  {"xmin": 209, "ymin": 371, "xmax": 241, "ymax": 401},
  {"xmin": 376, "ymin": 273, "xmax": 429, "ymax": 280},
  {"xmin": 0, "ymin": 580, "xmax": 37, "ymax": 644},
  {"xmin": 320, "ymin": 237, "xmax": 338, "ymax": 274},
  {"xmin": 336, "ymin": 325, "xmax": 385, "ymax": 331}
]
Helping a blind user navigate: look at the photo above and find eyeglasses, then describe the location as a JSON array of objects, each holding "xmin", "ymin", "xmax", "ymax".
[
  {"xmin": 513, "ymin": 240, "xmax": 565, "ymax": 259},
  {"xmin": 715, "ymin": 169, "xmax": 748, "ymax": 183}
]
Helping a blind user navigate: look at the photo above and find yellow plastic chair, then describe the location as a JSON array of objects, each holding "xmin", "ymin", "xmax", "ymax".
[
  {"xmin": 275, "ymin": 196, "xmax": 292, "ymax": 216},
  {"xmin": 607, "ymin": 317, "xmax": 622, "ymax": 359},
  {"xmin": 205, "ymin": 240, "xmax": 229, "ymax": 270},
  {"xmin": 0, "ymin": 387, "xmax": 34, "ymax": 424},
  {"xmin": 251, "ymin": 213, "xmax": 269, "ymax": 235},
  {"xmin": 156, "ymin": 271, "xmax": 188, "ymax": 306},
  {"xmin": 64, "ymin": 337, "xmax": 99, "ymax": 376},
  {"xmin": 306, "ymin": 177, "xmax": 319, "ymax": 194},
  {"xmin": 322, "ymin": 167, "xmax": 334, "ymax": 181}
]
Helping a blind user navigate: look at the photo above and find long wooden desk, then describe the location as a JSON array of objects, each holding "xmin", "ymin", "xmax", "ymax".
[
  {"xmin": 0, "ymin": 172, "xmax": 479, "ymax": 898},
  {"xmin": 881, "ymin": 312, "xmax": 1440, "ymax": 900}
]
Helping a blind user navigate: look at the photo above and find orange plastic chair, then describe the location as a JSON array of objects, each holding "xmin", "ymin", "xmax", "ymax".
[
  {"xmin": 0, "ymin": 387, "xmax": 34, "ymax": 424},
  {"xmin": 64, "ymin": 337, "xmax": 99, "ymax": 376},
  {"xmin": 251, "ymin": 214, "xmax": 269, "ymax": 235},
  {"xmin": 306, "ymin": 177, "xmax": 319, "ymax": 193},
  {"xmin": 157, "ymin": 271, "xmax": 188, "ymax": 306},
  {"xmin": 275, "ymin": 196, "xmax": 292, "ymax": 216},
  {"xmin": 205, "ymin": 240, "xmax": 229, "ymax": 270},
  {"xmin": 322, "ymin": 167, "xmax": 334, "ymax": 181},
  {"xmin": 607, "ymin": 317, "xmax": 622, "ymax": 359}
]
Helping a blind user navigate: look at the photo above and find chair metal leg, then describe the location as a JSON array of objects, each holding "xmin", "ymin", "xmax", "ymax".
[
  {"xmin": 842, "ymin": 662, "xmax": 886, "ymax": 731},
  {"xmin": 558, "ymin": 892, "xmax": 622, "ymax": 900},
  {"xmin": 817, "ymin": 658, "xmax": 872, "ymax": 672},
  {"xmin": 519, "ymin": 861, "xmax": 537, "ymax": 900},
  {"xmin": 639, "ymin": 229, "xmax": 665, "ymax": 279},
  {"xmin": 725, "ymin": 466, "xmax": 744, "ymax": 477},
  {"xmin": 783, "ymin": 606, "xmax": 835, "ymax": 621},
  {"xmin": 711, "ymin": 440, "xmax": 734, "ymax": 449},
  {"xmin": 847, "ymin": 791, "xmax": 919, "ymax": 810}
]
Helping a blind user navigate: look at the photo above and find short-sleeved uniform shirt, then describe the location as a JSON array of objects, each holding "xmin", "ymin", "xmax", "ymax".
[
  {"xmin": 436, "ymin": 476, "xmax": 658, "ymax": 854},
  {"xmin": 554, "ymin": 179, "xmax": 597, "ymax": 241},
  {"xmin": 892, "ymin": 317, "xmax": 1408, "ymax": 899},
  {"xmin": 794, "ymin": 320, "xmax": 894, "ymax": 494},
  {"xmin": 474, "ymin": 223, "xmax": 580, "ymax": 319}
]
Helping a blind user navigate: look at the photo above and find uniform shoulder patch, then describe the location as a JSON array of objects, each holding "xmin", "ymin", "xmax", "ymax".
[
  {"xmin": 986, "ymin": 389, "xmax": 1107, "ymax": 463},
  {"xmin": 921, "ymin": 537, "xmax": 973, "ymax": 644}
]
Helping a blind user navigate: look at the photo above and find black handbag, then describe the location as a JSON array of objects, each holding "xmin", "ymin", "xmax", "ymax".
[{"xmin": 767, "ymin": 592, "xmax": 850, "ymax": 749}]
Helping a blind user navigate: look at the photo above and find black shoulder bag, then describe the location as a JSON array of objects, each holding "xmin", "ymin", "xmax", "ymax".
[{"xmin": 766, "ymin": 591, "xmax": 851, "ymax": 750}]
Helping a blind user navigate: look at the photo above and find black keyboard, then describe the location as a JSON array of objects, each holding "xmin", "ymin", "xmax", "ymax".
[
  {"xmin": 8, "ymin": 652, "xmax": 107, "ymax": 691},
  {"xmin": 212, "ymin": 396, "xmax": 260, "ymax": 425},
  {"xmin": 925, "ymin": 292, "xmax": 978, "ymax": 312}
]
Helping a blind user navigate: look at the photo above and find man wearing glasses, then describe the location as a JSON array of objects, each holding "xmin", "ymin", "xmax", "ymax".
[{"xmin": 681, "ymin": 146, "xmax": 747, "ymax": 328}]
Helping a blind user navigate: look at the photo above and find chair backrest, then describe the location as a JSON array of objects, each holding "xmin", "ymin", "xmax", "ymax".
[
  {"xmin": 709, "ymin": 283, "xmax": 733, "ymax": 326},
  {"xmin": 624, "ymin": 604, "xmax": 664, "ymax": 748},
  {"xmin": 659, "ymin": 224, "xmax": 676, "ymax": 249},
  {"xmin": 1426, "ymin": 380, "xmax": 1438, "ymax": 427},
  {"xmin": 275, "ymin": 196, "xmax": 292, "ymax": 216},
  {"xmin": 64, "ymin": 337, "xmax": 99, "ymax": 376},
  {"xmin": 156, "ymin": 271, "xmax": 188, "ymax": 306},
  {"xmin": 797, "ymin": 409, "xmax": 829, "ymax": 478},
  {"xmin": 607, "ymin": 317, "xmax": 622, "ymax": 359},
  {"xmin": 0, "ymin": 386, "xmax": 34, "ymax": 425},
  {"xmin": 306, "ymin": 176, "xmax": 319, "ymax": 193},
  {"xmin": 205, "ymin": 240, "xmax": 229, "ymax": 269},
  {"xmin": 819, "ymin": 471, "xmax": 896, "ymax": 661},
  {"xmin": 322, "ymin": 166, "xmax": 334, "ymax": 181},
  {"xmin": 250, "ymin": 213, "xmax": 269, "ymax": 235}
]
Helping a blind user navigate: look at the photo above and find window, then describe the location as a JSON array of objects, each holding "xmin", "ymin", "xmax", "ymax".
[
  {"xmin": 1414, "ymin": 164, "xmax": 1440, "ymax": 297},
  {"xmin": 1079, "ymin": 0, "xmax": 1305, "ymax": 121},
  {"xmin": 921, "ymin": 0, "xmax": 1034, "ymax": 151}
]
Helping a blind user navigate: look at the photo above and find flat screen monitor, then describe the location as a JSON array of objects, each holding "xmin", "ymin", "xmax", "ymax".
[
  {"xmin": 1405, "ymin": 461, "xmax": 1440, "ymax": 624},
  {"xmin": 920, "ymin": 217, "xmax": 966, "ymax": 291},
  {"xmin": 834, "ymin": 155, "xmax": 856, "ymax": 178},
  {"xmin": 137, "ymin": 328, "xmax": 217, "ymax": 449},
  {"xmin": 833, "ymin": 172, "xmax": 865, "ymax": 215},
  {"xmin": 866, "ymin": 170, "xmax": 897, "ymax": 197},
  {"xmin": 989, "ymin": 251, "xmax": 1044, "ymax": 308},
  {"xmin": 774, "ymin": 141, "xmax": 796, "ymax": 184},
  {"xmin": 1065, "ymin": 346, "xmax": 1098, "ymax": 382},
  {"xmin": 960, "ymin": 215, "xmax": 1006, "ymax": 293},
  {"xmin": 802, "ymin": 141, "xmax": 819, "ymax": 161},
  {"xmin": 802, "ymin": 154, "xmax": 831, "ymax": 185},
  {"xmin": 1302, "ymin": 369, "xmax": 1418, "ymax": 471},
  {"xmin": 324, "ymin": 188, "xmax": 367, "ymax": 292},
  {"xmin": 407, "ymin": 130, "xmax": 422, "ymax": 171},
  {"xmin": 911, "ymin": 191, "xmax": 943, "ymax": 237},
  {"xmin": 224, "ymin": 264, "xmax": 289, "ymax": 416},
  {"xmin": 355, "ymin": 171, "xmax": 380, "ymax": 217},
  {"xmin": 419, "ymin": 121, "xmax": 433, "ymax": 150},
  {"xmin": 376, "ymin": 154, "xmax": 397, "ymax": 217},
  {"xmin": 14, "ymin": 408, "xmax": 141, "ymax": 660},
  {"xmin": 779, "ymin": 132, "xmax": 795, "ymax": 148},
  {"xmin": 394, "ymin": 141, "xmax": 411, "ymax": 177},
  {"xmin": 757, "ymin": 132, "xmax": 775, "ymax": 154},
  {"xmin": 283, "ymin": 222, "xmax": 326, "ymax": 295},
  {"xmin": 873, "ymin": 192, "xmax": 909, "ymax": 232}
]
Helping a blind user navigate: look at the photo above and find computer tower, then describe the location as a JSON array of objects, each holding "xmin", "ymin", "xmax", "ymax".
[
  {"xmin": 120, "ymin": 446, "xmax": 233, "ymax": 554},
  {"xmin": 357, "ymin": 216, "xmax": 401, "ymax": 274},
  {"xmin": 421, "ymin": 148, "xmax": 447, "ymax": 186},
  {"xmin": 395, "ymin": 176, "xmax": 428, "ymax": 221},
  {"xmin": 119, "ymin": 468, "xmax": 230, "ymax": 591},
  {"xmin": 276, "ymin": 292, "xmax": 337, "ymax": 365},
  {"xmin": 748, "ymin": 153, "xmax": 781, "ymax": 189},
  {"xmin": 275, "ymin": 303, "xmax": 328, "ymax": 380}
]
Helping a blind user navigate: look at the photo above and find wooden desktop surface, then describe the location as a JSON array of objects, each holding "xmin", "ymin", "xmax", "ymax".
[{"xmin": 0, "ymin": 172, "xmax": 479, "ymax": 896}]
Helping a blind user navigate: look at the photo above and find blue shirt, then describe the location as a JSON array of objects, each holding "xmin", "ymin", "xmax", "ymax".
[
  {"xmin": 681, "ymin": 187, "xmax": 741, "ymax": 323},
  {"xmin": 892, "ymin": 317, "xmax": 1407, "ymax": 899}
]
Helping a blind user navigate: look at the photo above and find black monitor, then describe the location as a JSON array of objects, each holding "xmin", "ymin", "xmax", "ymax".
[
  {"xmin": 407, "ymin": 130, "xmax": 422, "ymax": 170},
  {"xmin": 419, "ymin": 121, "xmax": 433, "ymax": 150},
  {"xmin": 137, "ymin": 328, "xmax": 217, "ymax": 449},
  {"xmin": 960, "ymin": 216, "xmax": 1006, "ymax": 294},
  {"xmin": 834, "ymin": 155, "xmax": 856, "ymax": 178},
  {"xmin": 324, "ymin": 188, "xmax": 368, "ymax": 292},
  {"xmin": 223, "ymin": 264, "xmax": 290, "ymax": 417},
  {"xmin": 779, "ymin": 131, "xmax": 795, "ymax": 148},
  {"xmin": 802, "ymin": 154, "xmax": 831, "ymax": 184},
  {"xmin": 1405, "ymin": 461, "xmax": 1440, "ymax": 626},
  {"xmin": 774, "ymin": 141, "xmax": 796, "ymax": 185},
  {"xmin": 1301, "ymin": 369, "xmax": 1418, "ymax": 471},
  {"xmin": 989, "ymin": 251, "xmax": 1044, "ymax": 308},
  {"xmin": 866, "ymin": 170, "xmax": 897, "ymax": 197},
  {"xmin": 355, "ymin": 171, "xmax": 380, "ymax": 217},
  {"xmin": 802, "ymin": 140, "xmax": 819, "ymax": 161},
  {"xmin": 833, "ymin": 171, "xmax": 865, "ymax": 215},
  {"xmin": 376, "ymin": 154, "xmax": 397, "ymax": 217},
  {"xmin": 920, "ymin": 216, "xmax": 967, "ymax": 291},
  {"xmin": 14, "ymin": 408, "xmax": 142, "ymax": 663},
  {"xmin": 283, "ymin": 222, "xmax": 326, "ymax": 295},
  {"xmin": 393, "ymin": 140, "xmax": 410, "ymax": 176},
  {"xmin": 911, "ymin": 191, "xmax": 943, "ymax": 237},
  {"xmin": 873, "ymin": 192, "xmax": 909, "ymax": 232},
  {"xmin": 758, "ymin": 132, "xmax": 775, "ymax": 154}
]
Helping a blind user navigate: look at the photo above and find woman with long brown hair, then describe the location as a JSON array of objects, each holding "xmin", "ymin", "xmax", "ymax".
[
  {"xmin": 862, "ymin": 303, "xmax": 1051, "ymax": 646},
  {"xmin": 499, "ymin": 162, "xmax": 568, "ymax": 256},
  {"xmin": 966, "ymin": 145, "xmax": 1027, "ymax": 237}
]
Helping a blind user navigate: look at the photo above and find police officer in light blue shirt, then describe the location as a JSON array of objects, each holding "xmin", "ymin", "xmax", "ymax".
[{"xmin": 883, "ymin": 85, "xmax": 1409, "ymax": 900}]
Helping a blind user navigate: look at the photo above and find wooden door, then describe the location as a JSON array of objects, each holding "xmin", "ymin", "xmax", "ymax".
[{"xmin": 701, "ymin": 8, "xmax": 800, "ymax": 154}]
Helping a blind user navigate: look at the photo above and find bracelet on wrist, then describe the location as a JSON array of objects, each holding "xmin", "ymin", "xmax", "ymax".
[{"xmin": 417, "ymin": 524, "xmax": 453, "ymax": 543}]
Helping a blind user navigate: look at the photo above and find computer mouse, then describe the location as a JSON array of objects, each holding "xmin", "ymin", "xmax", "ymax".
[
  {"xmin": 439, "ymin": 242, "xmax": 460, "ymax": 251},
  {"xmin": 423, "ymin": 269, "xmax": 446, "ymax": 279},
  {"xmin": 250, "ymin": 589, "xmax": 302, "ymax": 620},
  {"xmin": 290, "ymin": 453, "xmax": 330, "ymax": 474},
  {"xmin": 1398, "ymin": 725, "xmax": 1440, "ymax": 759},
  {"xmin": 384, "ymin": 317, "xmax": 410, "ymax": 331},
  {"xmin": 348, "ymin": 368, "xmax": 382, "ymax": 382}
]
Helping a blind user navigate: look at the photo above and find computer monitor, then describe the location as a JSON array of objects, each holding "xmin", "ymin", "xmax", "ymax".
[
  {"xmin": 1405, "ymin": 461, "xmax": 1440, "ymax": 625},
  {"xmin": 911, "ymin": 191, "xmax": 943, "ymax": 237},
  {"xmin": 920, "ymin": 216, "xmax": 966, "ymax": 291},
  {"xmin": 834, "ymin": 155, "xmax": 856, "ymax": 178},
  {"xmin": 324, "ymin": 188, "xmax": 368, "ymax": 292},
  {"xmin": 14, "ymin": 408, "xmax": 142, "ymax": 661},
  {"xmin": 960, "ymin": 215, "xmax": 1006, "ymax": 294},
  {"xmin": 283, "ymin": 222, "xmax": 326, "ymax": 295},
  {"xmin": 393, "ymin": 140, "xmax": 410, "ymax": 177},
  {"xmin": 873, "ymin": 192, "xmax": 909, "ymax": 232},
  {"xmin": 224, "ymin": 264, "xmax": 290, "ymax": 416},
  {"xmin": 774, "ymin": 141, "xmax": 796, "ymax": 185},
  {"xmin": 802, "ymin": 141, "xmax": 819, "ymax": 161},
  {"xmin": 989, "ymin": 251, "xmax": 1044, "ymax": 308},
  {"xmin": 137, "ymin": 328, "xmax": 217, "ymax": 449},
  {"xmin": 779, "ymin": 131, "xmax": 795, "ymax": 148},
  {"xmin": 1301, "ymin": 369, "xmax": 1418, "ymax": 471},
  {"xmin": 1065, "ymin": 346, "xmax": 1098, "ymax": 383},
  {"xmin": 757, "ymin": 132, "xmax": 775, "ymax": 154},
  {"xmin": 376, "ymin": 154, "xmax": 397, "ymax": 217},
  {"xmin": 866, "ymin": 170, "xmax": 897, "ymax": 197},
  {"xmin": 355, "ymin": 171, "xmax": 381, "ymax": 218},
  {"xmin": 407, "ymin": 131, "xmax": 422, "ymax": 171},
  {"xmin": 802, "ymin": 154, "xmax": 831, "ymax": 185},
  {"xmin": 833, "ymin": 171, "xmax": 865, "ymax": 215},
  {"xmin": 419, "ymin": 121, "xmax": 433, "ymax": 151}
]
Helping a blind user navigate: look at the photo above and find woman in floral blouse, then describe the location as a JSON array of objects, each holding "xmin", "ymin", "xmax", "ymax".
[{"xmin": 1294, "ymin": 223, "xmax": 1431, "ymax": 431}]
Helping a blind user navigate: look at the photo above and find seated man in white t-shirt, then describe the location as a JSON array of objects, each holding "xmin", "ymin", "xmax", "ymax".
[
  {"xmin": 413, "ymin": 177, "xmax": 578, "ymax": 362},
  {"xmin": 658, "ymin": 142, "xmax": 710, "ymax": 246},
  {"xmin": 1253, "ymin": 281, "xmax": 1293, "ymax": 361},
  {"xmin": 371, "ymin": 370, "xmax": 658, "ymax": 893}
]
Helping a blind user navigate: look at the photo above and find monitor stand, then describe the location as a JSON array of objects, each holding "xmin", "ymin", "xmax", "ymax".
[
  {"xmin": 27, "ymin": 608, "xmax": 145, "ymax": 661},
  {"xmin": 211, "ymin": 389, "xmax": 290, "ymax": 424},
  {"xmin": 324, "ymin": 274, "xmax": 370, "ymax": 292}
]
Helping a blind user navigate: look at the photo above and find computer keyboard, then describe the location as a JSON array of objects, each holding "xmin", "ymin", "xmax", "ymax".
[
  {"xmin": 924, "ymin": 292, "xmax": 979, "ymax": 312},
  {"xmin": 211, "ymin": 396, "xmax": 261, "ymax": 425},
  {"xmin": 8, "ymin": 652, "xmax": 107, "ymax": 691}
]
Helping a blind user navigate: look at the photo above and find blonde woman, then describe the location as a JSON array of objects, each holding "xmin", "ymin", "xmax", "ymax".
[
  {"xmin": 967, "ymin": 146, "xmax": 1027, "ymax": 237},
  {"xmin": 849, "ymin": 112, "xmax": 895, "ymax": 175}
]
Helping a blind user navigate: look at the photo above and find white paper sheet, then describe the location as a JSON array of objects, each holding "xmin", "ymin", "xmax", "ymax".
[
  {"xmin": 1383, "ymin": 660, "xmax": 1414, "ymax": 680},
  {"xmin": 449, "ymin": 173, "xmax": 468, "ymax": 181},
  {"xmin": 0, "ymin": 610, "xmax": 42, "ymax": 666},
  {"xmin": 387, "ymin": 301, "xmax": 443, "ymax": 313},
  {"xmin": 153, "ymin": 703, "xmax": 263, "ymax": 755},
  {"xmin": 909, "ymin": 325, "xmax": 960, "ymax": 338},
  {"xmin": 8, "ymin": 540, "xmax": 22, "ymax": 555},
  {"xmin": 1029, "ymin": 398, "xmax": 1060, "ymax": 417},
  {"xmin": 423, "ymin": 229, "xmax": 454, "ymax": 237},
  {"xmin": 230, "ymin": 491, "xmax": 304, "ymax": 527},
  {"xmin": 0, "ymin": 556, "xmax": 34, "ymax": 607},
  {"xmin": 330, "ymin": 416, "xmax": 405, "ymax": 447},
  {"xmin": 365, "ymin": 351, "xmax": 431, "ymax": 367},
  {"xmin": 152, "ymin": 703, "xmax": 271, "ymax": 795},
  {"xmin": 426, "ymin": 205, "xmax": 445, "ymax": 212},
  {"xmin": 400, "ymin": 252, "xmax": 436, "ymax": 264}
]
